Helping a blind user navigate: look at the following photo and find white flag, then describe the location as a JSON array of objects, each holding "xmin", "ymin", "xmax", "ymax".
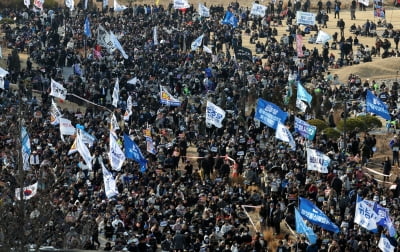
[
  {"xmin": 109, "ymin": 133, "xmax": 126, "ymax": 171},
  {"xmin": 173, "ymin": 0, "xmax": 190, "ymax": 9},
  {"xmin": 206, "ymin": 101, "xmax": 226, "ymax": 128},
  {"xmin": 203, "ymin": 45, "xmax": 212, "ymax": 54},
  {"xmin": 34, "ymin": 0, "xmax": 44, "ymax": 9},
  {"xmin": 250, "ymin": 3, "xmax": 267, "ymax": 17},
  {"xmin": 97, "ymin": 25, "xmax": 116, "ymax": 53},
  {"xmin": 358, "ymin": 0, "xmax": 369, "ymax": 6},
  {"xmin": 315, "ymin": 30, "xmax": 332, "ymax": 44},
  {"xmin": 123, "ymin": 95, "xmax": 133, "ymax": 121},
  {"xmin": 198, "ymin": 3, "xmax": 210, "ymax": 17},
  {"xmin": 76, "ymin": 129, "xmax": 93, "ymax": 170},
  {"xmin": 306, "ymin": 148, "xmax": 331, "ymax": 173},
  {"xmin": 50, "ymin": 99, "xmax": 62, "ymax": 126},
  {"xmin": 24, "ymin": 0, "xmax": 30, "ymax": 8},
  {"xmin": 110, "ymin": 31, "xmax": 128, "ymax": 59},
  {"xmin": 191, "ymin": 34, "xmax": 204, "ymax": 51},
  {"xmin": 59, "ymin": 118, "xmax": 76, "ymax": 140},
  {"xmin": 110, "ymin": 113, "xmax": 120, "ymax": 135},
  {"xmin": 114, "ymin": 0, "xmax": 127, "ymax": 11},
  {"xmin": 65, "ymin": 0, "xmax": 74, "ymax": 11},
  {"xmin": 84, "ymin": 0, "xmax": 88, "ymax": 9},
  {"xmin": 15, "ymin": 182, "xmax": 38, "ymax": 200},
  {"xmin": 379, "ymin": 235, "xmax": 395, "ymax": 252},
  {"xmin": 275, "ymin": 122, "xmax": 296, "ymax": 150},
  {"xmin": 103, "ymin": 0, "xmax": 108, "ymax": 7},
  {"xmin": 355, "ymin": 196, "xmax": 380, "ymax": 231},
  {"xmin": 50, "ymin": 79, "xmax": 67, "ymax": 100},
  {"xmin": 102, "ymin": 162, "xmax": 118, "ymax": 198},
  {"xmin": 296, "ymin": 98, "xmax": 308, "ymax": 112},
  {"xmin": 153, "ymin": 26, "xmax": 159, "ymax": 45},
  {"xmin": 112, "ymin": 78, "xmax": 119, "ymax": 108},
  {"xmin": 68, "ymin": 138, "xmax": 78, "ymax": 155}
]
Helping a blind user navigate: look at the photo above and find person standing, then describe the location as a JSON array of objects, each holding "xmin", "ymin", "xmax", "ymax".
[
  {"xmin": 394, "ymin": 31, "xmax": 399, "ymax": 50},
  {"xmin": 338, "ymin": 18, "xmax": 345, "ymax": 38},
  {"xmin": 350, "ymin": 0, "xmax": 357, "ymax": 20},
  {"xmin": 326, "ymin": 0, "xmax": 332, "ymax": 13},
  {"xmin": 383, "ymin": 157, "xmax": 392, "ymax": 182},
  {"xmin": 390, "ymin": 135, "xmax": 400, "ymax": 166},
  {"xmin": 334, "ymin": 0, "xmax": 341, "ymax": 19}
]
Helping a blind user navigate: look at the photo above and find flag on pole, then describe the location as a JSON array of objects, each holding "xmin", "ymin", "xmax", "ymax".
[
  {"xmin": 275, "ymin": 122, "xmax": 296, "ymax": 150},
  {"xmin": 110, "ymin": 113, "xmax": 120, "ymax": 136},
  {"xmin": 206, "ymin": 101, "xmax": 226, "ymax": 128},
  {"xmin": 114, "ymin": 0, "xmax": 127, "ymax": 11},
  {"xmin": 203, "ymin": 45, "xmax": 212, "ymax": 54},
  {"xmin": 15, "ymin": 182, "xmax": 38, "ymax": 200},
  {"xmin": 50, "ymin": 99, "xmax": 62, "ymax": 125},
  {"xmin": 250, "ymin": 3, "xmax": 267, "ymax": 17},
  {"xmin": 295, "ymin": 208, "xmax": 317, "ymax": 244},
  {"xmin": 109, "ymin": 133, "xmax": 126, "ymax": 171},
  {"xmin": 102, "ymin": 162, "xmax": 118, "ymax": 198},
  {"xmin": 378, "ymin": 234, "xmax": 395, "ymax": 252},
  {"xmin": 50, "ymin": 79, "xmax": 67, "ymax": 100},
  {"xmin": 315, "ymin": 30, "xmax": 332, "ymax": 44},
  {"xmin": 354, "ymin": 195, "xmax": 380, "ymax": 232},
  {"xmin": 296, "ymin": 98, "xmax": 308, "ymax": 112},
  {"xmin": 297, "ymin": 82, "xmax": 312, "ymax": 105},
  {"xmin": 299, "ymin": 197, "xmax": 340, "ymax": 233},
  {"xmin": 222, "ymin": 11, "xmax": 238, "ymax": 28},
  {"xmin": 59, "ymin": 118, "xmax": 76, "ymax": 141},
  {"xmin": 146, "ymin": 137, "xmax": 157, "ymax": 155},
  {"xmin": 76, "ymin": 129, "xmax": 93, "ymax": 170},
  {"xmin": 153, "ymin": 26, "xmax": 159, "ymax": 45},
  {"xmin": 123, "ymin": 95, "xmax": 133, "ymax": 121},
  {"xmin": 110, "ymin": 32, "xmax": 128, "ymax": 59},
  {"xmin": 21, "ymin": 126, "xmax": 31, "ymax": 171},
  {"xmin": 68, "ymin": 138, "xmax": 78, "ymax": 155},
  {"xmin": 173, "ymin": 0, "xmax": 190, "ymax": 9},
  {"xmin": 198, "ymin": 3, "xmax": 210, "ymax": 17},
  {"xmin": 366, "ymin": 90, "xmax": 391, "ymax": 120},
  {"xmin": 124, "ymin": 134, "xmax": 147, "ymax": 172},
  {"xmin": 160, "ymin": 86, "xmax": 181, "ymax": 106},
  {"xmin": 84, "ymin": 16, "xmax": 91, "ymax": 37},
  {"xmin": 191, "ymin": 34, "xmax": 204, "ymax": 51},
  {"xmin": 24, "ymin": 0, "xmax": 30, "ymax": 8},
  {"xmin": 34, "ymin": 0, "xmax": 44, "ymax": 9},
  {"xmin": 112, "ymin": 78, "xmax": 119, "ymax": 108},
  {"xmin": 97, "ymin": 25, "xmax": 116, "ymax": 53},
  {"xmin": 66, "ymin": 0, "xmax": 74, "ymax": 11}
]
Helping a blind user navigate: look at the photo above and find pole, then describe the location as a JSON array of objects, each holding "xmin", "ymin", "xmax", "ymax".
[
  {"xmin": 17, "ymin": 86, "xmax": 25, "ymax": 251},
  {"xmin": 343, "ymin": 98, "xmax": 347, "ymax": 153}
]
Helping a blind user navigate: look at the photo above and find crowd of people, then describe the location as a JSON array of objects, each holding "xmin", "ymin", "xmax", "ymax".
[{"xmin": 0, "ymin": 0, "xmax": 400, "ymax": 251}]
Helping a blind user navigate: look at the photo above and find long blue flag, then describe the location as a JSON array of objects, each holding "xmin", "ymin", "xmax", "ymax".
[
  {"xmin": 299, "ymin": 197, "xmax": 340, "ymax": 233},
  {"xmin": 295, "ymin": 208, "xmax": 317, "ymax": 244}
]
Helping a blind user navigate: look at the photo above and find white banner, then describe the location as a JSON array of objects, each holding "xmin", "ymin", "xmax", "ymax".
[
  {"xmin": 296, "ymin": 98, "xmax": 307, "ymax": 112},
  {"xmin": 206, "ymin": 101, "xmax": 226, "ymax": 128},
  {"xmin": 191, "ymin": 34, "xmax": 204, "ymax": 51},
  {"xmin": 153, "ymin": 26, "xmax": 159, "ymax": 45},
  {"xmin": 97, "ymin": 25, "xmax": 116, "ymax": 53},
  {"xmin": 110, "ymin": 32, "xmax": 128, "ymax": 59},
  {"xmin": 50, "ymin": 99, "xmax": 62, "ymax": 125},
  {"xmin": 110, "ymin": 113, "xmax": 120, "ymax": 135},
  {"xmin": 124, "ymin": 95, "xmax": 133, "ymax": 121},
  {"xmin": 112, "ymin": 78, "xmax": 119, "ymax": 108},
  {"xmin": 275, "ymin": 122, "xmax": 296, "ymax": 150},
  {"xmin": 250, "ymin": 3, "xmax": 267, "ymax": 17},
  {"xmin": 109, "ymin": 133, "xmax": 126, "ymax": 171},
  {"xmin": 306, "ymin": 148, "xmax": 330, "ymax": 173},
  {"xmin": 296, "ymin": 11, "xmax": 316, "ymax": 25},
  {"xmin": 173, "ymin": 0, "xmax": 190, "ymax": 9},
  {"xmin": 59, "ymin": 118, "xmax": 76, "ymax": 138},
  {"xmin": 15, "ymin": 182, "xmax": 38, "ymax": 200},
  {"xmin": 203, "ymin": 45, "xmax": 212, "ymax": 54},
  {"xmin": 315, "ymin": 30, "xmax": 332, "ymax": 44},
  {"xmin": 198, "ymin": 3, "xmax": 210, "ymax": 17},
  {"xmin": 379, "ymin": 235, "xmax": 395, "ymax": 252},
  {"xmin": 50, "ymin": 79, "xmax": 67, "ymax": 100},
  {"xmin": 24, "ymin": 0, "xmax": 30, "ymax": 8},
  {"xmin": 354, "ymin": 197, "xmax": 380, "ymax": 231}
]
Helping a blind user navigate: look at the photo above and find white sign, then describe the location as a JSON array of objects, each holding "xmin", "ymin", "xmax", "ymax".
[{"xmin": 296, "ymin": 11, "xmax": 316, "ymax": 25}]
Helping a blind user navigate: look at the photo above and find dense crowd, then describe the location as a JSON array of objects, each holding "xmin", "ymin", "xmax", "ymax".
[{"xmin": 0, "ymin": 0, "xmax": 400, "ymax": 251}]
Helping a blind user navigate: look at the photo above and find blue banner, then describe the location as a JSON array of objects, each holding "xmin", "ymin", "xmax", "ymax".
[
  {"xmin": 123, "ymin": 134, "xmax": 147, "ymax": 172},
  {"xmin": 254, "ymin": 98, "xmax": 288, "ymax": 129},
  {"xmin": 297, "ymin": 82, "xmax": 312, "ymax": 105},
  {"xmin": 295, "ymin": 208, "xmax": 317, "ymax": 244},
  {"xmin": 222, "ymin": 11, "xmax": 238, "ymax": 28},
  {"xmin": 299, "ymin": 197, "xmax": 340, "ymax": 233},
  {"xmin": 374, "ymin": 203, "xmax": 396, "ymax": 237},
  {"xmin": 366, "ymin": 90, "xmax": 391, "ymax": 120},
  {"xmin": 294, "ymin": 117, "xmax": 316, "ymax": 140}
]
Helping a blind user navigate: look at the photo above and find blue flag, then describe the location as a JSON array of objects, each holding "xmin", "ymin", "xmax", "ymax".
[
  {"xmin": 366, "ymin": 90, "xmax": 391, "ymax": 120},
  {"xmin": 294, "ymin": 117, "xmax": 317, "ymax": 140},
  {"xmin": 297, "ymin": 82, "xmax": 312, "ymax": 105},
  {"xmin": 123, "ymin": 134, "xmax": 147, "ymax": 172},
  {"xmin": 374, "ymin": 203, "xmax": 396, "ymax": 237},
  {"xmin": 254, "ymin": 98, "xmax": 288, "ymax": 129},
  {"xmin": 299, "ymin": 197, "xmax": 340, "ymax": 233},
  {"xmin": 84, "ymin": 16, "xmax": 91, "ymax": 37},
  {"xmin": 222, "ymin": 11, "xmax": 238, "ymax": 28},
  {"xmin": 295, "ymin": 208, "xmax": 317, "ymax": 244}
]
